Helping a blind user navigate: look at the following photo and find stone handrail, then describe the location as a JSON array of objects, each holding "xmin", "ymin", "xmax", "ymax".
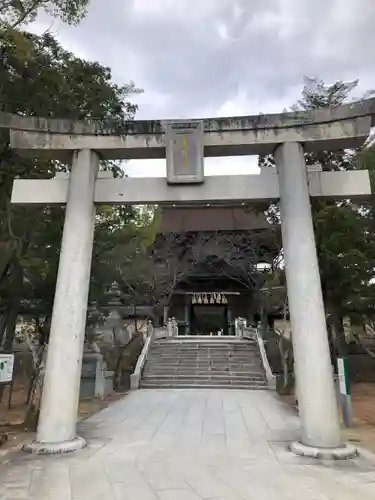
[
  {"xmin": 244, "ymin": 326, "xmax": 276, "ymax": 390},
  {"xmin": 130, "ymin": 324, "xmax": 156, "ymax": 390},
  {"xmin": 242, "ymin": 326, "xmax": 257, "ymax": 341}
]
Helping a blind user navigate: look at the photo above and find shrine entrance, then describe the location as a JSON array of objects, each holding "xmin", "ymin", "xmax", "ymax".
[
  {"xmin": 189, "ymin": 292, "xmax": 230, "ymax": 335},
  {"xmin": 191, "ymin": 304, "xmax": 228, "ymax": 335}
]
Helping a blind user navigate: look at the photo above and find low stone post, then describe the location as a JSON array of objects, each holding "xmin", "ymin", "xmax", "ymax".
[
  {"xmin": 235, "ymin": 317, "xmax": 245, "ymax": 338},
  {"xmin": 240, "ymin": 318, "xmax": 245, "ymax": 338},
  {"xmin": 172, "ymin": 317, "xmax": 178, "ymax": 336},
  {"xmin": 167, "ymin": 318, "xmax": 173, "ymax": 337},
  {"xmin": 147, "ymin": 320, "xmax": 153, "ymax": 338}
]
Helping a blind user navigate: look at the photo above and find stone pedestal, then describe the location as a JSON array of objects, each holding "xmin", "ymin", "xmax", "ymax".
[{"xmin": 80, "ymin": 352, "xmax": 114, "ymax": 400}]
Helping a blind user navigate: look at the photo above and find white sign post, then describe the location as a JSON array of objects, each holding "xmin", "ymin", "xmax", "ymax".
[{"xmin": 337, "ymin": 357, "xmax": 352, "ymax": 428}]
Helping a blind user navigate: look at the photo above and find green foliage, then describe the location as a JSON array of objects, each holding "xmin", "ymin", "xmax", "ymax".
[
  {"xmin": 0, "ymin": 30, "xmax": 142, "ymax": 339},
  {"xmin": 0, "ymin": 31, "xmax": 138, "ymax": 120},
  {"xmin": 259, "ymin": 77, "xmax": 375, "ymax": 321},
  {"xmin": 91, "ymin": 205, "xmax": 158, "ymax": 307},
  {"xmin": 291, "ymin": 76, "xmax": 359, "ymax": 111},
  {"xmin": 0, "ymin": 0, "xmax": 89, "ymax": 30},
  {"xmin": 314, "ymin": 200, "xmax": 375, "ymax": 315}
]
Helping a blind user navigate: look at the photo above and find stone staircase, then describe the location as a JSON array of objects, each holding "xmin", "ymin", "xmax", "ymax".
[{"xmin": 140, "ymin": 336, "xmax": 268, "ymax": 390}]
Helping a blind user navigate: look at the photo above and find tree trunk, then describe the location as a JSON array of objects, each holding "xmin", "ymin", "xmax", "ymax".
[
  {"xmin": 2, "ymin": 297, "xmax": 19, "ymax": 352},
  {"xmin": 328, "ymin": 322, "xmax": 338, "ymax": 368},
  {"xmin": 353, "ymin": 332, "xmax": 375, "ymax": 359},
  {"xmin": 0, "ymin": 299, "xmax": 20, "ymax": 402},
  {"xmin": 328, "ymin": 313, "xmax": 347, "ymax": 364},
  {"xmin": 2, "ymin": 259, "xmax": 23, "ymax": 352},
  {"xmin": 23, "ymin": 343, "xmax": 47, "ymax": 430},
  {"xmin": 0, "ymin": 310, "xmax": 8, "ymax": 347},
  {"xmin": 0, "ymin": 242, "xmax": 12, "ymax": 287},
  {"xmin": 336, "ymin": 315, "xmax": 347, "ymax": 357}
]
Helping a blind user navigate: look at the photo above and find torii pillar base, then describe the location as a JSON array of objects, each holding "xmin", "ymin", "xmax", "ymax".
[
  {"xmin": 290, "ymin": 442, "xmax": 358, "ymax": 460},
  {"xmin": 22, "ymin": 436, "xmax": 86, "ymax": 455}
]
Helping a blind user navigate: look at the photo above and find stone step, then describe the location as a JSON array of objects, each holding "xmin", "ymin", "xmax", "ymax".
[
  {"xmin": 144, "ymin": 367, "xmax": 264, "ymax": 374},
  {"xmin": 143, "ymin": 367, "xmax": 264, "ymax": 377},
  {"xmin": 149, "ymin": 351, "xmax": 259, "ymax": 357},
  {"xmin": 151, "ymin": 347, "xmax": 258, "ymax": 351},
  {"xmin": 151, "ymin": 345, "xmax": 257, "ymax": 350},
  {"xmin": 148, "ymin": 356, "xmax": 261, "ymax": 360},
  {"xmin": 154, "ymin": 340, "xmax": 256, "ymax": 344},
  {"xmin": 145, "ymin": 366, "xmax": 263, "ymax": 373},
  {"xmin": 148, "ymin": 352, "xmax": 261, "ymax": 356},
  {"xmin": 141, "ymin": 337, "xmax": 267, "ymax": 390},
  {"xmin": 151, "ymin": 344, "xmax": 258, "ymax": 349},
  {"xmin": 148, "ymin": 351, "xmax": 261, "ymax": 356},
  {"xmin": 149, "ymin": 358, "xmax": 259, "ymax": 362},
  {"xmin": 146, "ymin": 359, "xmax": 262, "ymax": 365},
  {"xmin": 145, "ymin": 364, "xmax": 263, "ymax": 371},
  {"xmin": 148, "ymin": 358, "xmax": 260, "ymax": 363},
  {"xmin": 144, "ymin": 377, "xmax": 265, "ymax": 383},
  {"xmin": 140, "ymin": 382, "xmax": 267, "ymax": 390},
  {"xmin": 145, "ymin": 363, "xmax": 262, "ymax": 369},
  {"xmin": 148, "ymin": 352, "xmax": 260, "ymax": 357},
  {"xmin": 149, "ymin": 356, "xmax": 259, "ymax": 360},
  {"xmin": 148, "ymin": 353, "xmax": 259, "ymax": 358},
  {"xmin": 143, "ymin": 373, "xmax": 265, "ymax": 383},
  {"xmin": 154, "ymin": 338, "xmax": 256, "ymax": 343}
]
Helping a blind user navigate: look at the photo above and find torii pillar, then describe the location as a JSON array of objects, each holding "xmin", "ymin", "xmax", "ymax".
[
  {"xmin": 275, "ymin": 143, "xmax": 357, "ymax": 459},
  {"xmin": 24, "ymin": 150, "xmax": 99, "ymax": 454}
]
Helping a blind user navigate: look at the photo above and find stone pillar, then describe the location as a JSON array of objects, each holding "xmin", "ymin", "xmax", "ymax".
[
  {"xmin": 146, "ymin": 320, "xmax": 154, "ymax": 338},
  {"xmin": 172, "ymin": 317, "xmax": 178, "ymax": 336},
  {"xmin": 24, "ymin": 150, "xmax": 99, "ymax": 454},
  {"xmin": 274, "ymin": 142, "xmax": 356, "ymax": 459},
  {"xmin": 166, "ymin": 318, "xmax": 173, "ymax": 337},
  {"xmin": 185, "ymin": 295, "xmax": 190, "ymax": 335},
  {"xmin": 227, "ymin": 308, "xmax": 232, "ymax": 335},
  {"xmin": 163, "ymin": 306, "xmax": 169, "ymax": 325}
]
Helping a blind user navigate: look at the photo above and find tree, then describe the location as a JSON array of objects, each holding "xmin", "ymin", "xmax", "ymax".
[
  {"xmin": 203, "ymin": 229, "xmax": 281, "ymax": 292},
  {"xmin": 0, "ymin": 0, "xmax": 90, "ymax": 30},
  {"xmin": 0, "ymin": 30, "xmax": 140, "ymax": 353},
  {"xmin": 0, "ymin": 0, "xmax": 92, "ymax": 65},
  {"xmin": 91, "ymin": 205, "xmax": 158, "ymax": 312},
  {"xmin": 259, "ymin": 77, "xmax": 375, "ymax": 360},
  {"xmin": 110, "ymin": 230, "xmax": 203, "ymax": 320}
]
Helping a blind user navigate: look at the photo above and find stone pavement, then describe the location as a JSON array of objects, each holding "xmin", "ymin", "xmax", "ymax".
[{"xmin": 1, "ymin": 389, "xmax": 375, "ymax": 499}]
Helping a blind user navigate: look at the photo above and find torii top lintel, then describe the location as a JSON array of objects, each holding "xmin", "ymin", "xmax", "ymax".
[{"xmin": 2, "ymin": 98, "xmax": 375, "ymax": 161}]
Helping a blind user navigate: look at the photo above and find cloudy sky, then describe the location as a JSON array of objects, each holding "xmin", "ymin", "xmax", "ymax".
[{"xmin": 31, "ymin": 0, "xmax": 375, "ymax": 177}]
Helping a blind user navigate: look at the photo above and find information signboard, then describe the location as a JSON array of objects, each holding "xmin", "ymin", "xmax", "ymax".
[
  {"xmin": 0, "ymin": 354, "xmax": 15, "ymax": 384},
  {"xmin": 165, "ymin": 121, "xmax": 204, "ymax": 184}
]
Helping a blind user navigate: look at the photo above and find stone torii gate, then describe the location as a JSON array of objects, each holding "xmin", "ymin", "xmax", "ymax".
[{"xmin": 3, "ymin": 99, "xmax": 374, "ymax": 457}]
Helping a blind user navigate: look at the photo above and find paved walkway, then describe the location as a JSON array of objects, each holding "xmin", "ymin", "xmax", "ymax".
[{"xmin": 1, "ymin": 389, "xmax": 375, "ymax": 499}]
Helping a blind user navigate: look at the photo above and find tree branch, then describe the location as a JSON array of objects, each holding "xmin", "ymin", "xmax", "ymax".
[{"xmin": 10, "ymin": 0, "xmax": 42, "ymax": 29}]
